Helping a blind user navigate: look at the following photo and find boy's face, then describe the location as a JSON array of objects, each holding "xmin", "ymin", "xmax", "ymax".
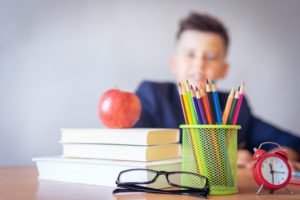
[{"xmin": 171, "ymin": 30, "xmax": 228, "ymax": 87}]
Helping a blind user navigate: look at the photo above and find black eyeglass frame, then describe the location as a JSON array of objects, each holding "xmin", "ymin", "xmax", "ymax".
[
  {"xmin": 113, "ymin": 183, "xmax": 209, "ymax": 198},
  {"xmin": 115, "ymin": 168, "xmax": 209, "ymax": 191}
]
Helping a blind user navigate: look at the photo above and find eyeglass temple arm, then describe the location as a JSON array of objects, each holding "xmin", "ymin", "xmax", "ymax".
[
  {"xmin": 114, "ymin": 184, "xmax": 209, "ymax": 197},
  {"xmin": 113, "ymin": 188, "xmax": 208, "ymax": 199},
  {"xmin": 113, "ymin": 188, "xmax": 137, "ymax": 194}
]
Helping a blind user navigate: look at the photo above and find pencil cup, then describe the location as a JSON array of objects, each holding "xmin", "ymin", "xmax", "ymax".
[{"xmin": 180, "ymin": 125, "xmax": 241, "ymax": 195}]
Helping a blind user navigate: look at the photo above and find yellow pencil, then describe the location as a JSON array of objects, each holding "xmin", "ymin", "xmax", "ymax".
[
  {"xmin": 222, "ymin": 87, "xmax": 235, "ymax": 125},
  {"xmin": 183, "ymin": 81, "xmax": 205, "ymax": 175},
  {"xmin": 185, "ymin": 80, "xmax": 198, "ymax": 125},
  {"xmin": 181, "ymin": 84, "xmax": 193, "ymax": 125}
]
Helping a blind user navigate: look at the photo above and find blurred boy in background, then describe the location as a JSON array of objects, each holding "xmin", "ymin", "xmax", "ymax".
[{"xmin": 134, "ymin": 12, "xmax": 300, "ymax": 170}]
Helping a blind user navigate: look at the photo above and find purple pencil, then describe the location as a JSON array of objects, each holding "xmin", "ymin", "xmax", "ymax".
[{"xmin": 196, "ymin": 87, "xmax": 208, "ymax": 124}]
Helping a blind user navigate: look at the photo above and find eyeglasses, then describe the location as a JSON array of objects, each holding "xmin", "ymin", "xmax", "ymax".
[{"xmin": 112, "ymin": 168, "xmax": 209, "ymax": 198}]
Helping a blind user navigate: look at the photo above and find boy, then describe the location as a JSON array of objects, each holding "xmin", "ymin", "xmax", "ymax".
[{"xmin": 134, "ymin": 12, "xmax": 300, "ymax": 169}]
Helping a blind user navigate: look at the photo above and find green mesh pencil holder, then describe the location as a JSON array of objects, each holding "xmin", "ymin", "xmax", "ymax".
[{"xmin": 180, "ymin": 124, "xmax": 241, "ymax": 195}]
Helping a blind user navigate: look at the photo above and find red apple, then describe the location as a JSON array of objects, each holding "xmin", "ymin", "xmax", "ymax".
[{"xmin": 98, "ymin": 88, "xmax": 142, "ymax": 128}]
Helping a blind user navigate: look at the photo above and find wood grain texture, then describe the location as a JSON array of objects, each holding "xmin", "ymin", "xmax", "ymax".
[{"xmin": 0, "ymin": 166, "xmax": 299, "ymax": 200}]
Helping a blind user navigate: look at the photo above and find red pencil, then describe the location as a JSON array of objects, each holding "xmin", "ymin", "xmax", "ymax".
[{"xmin": 205, "ymin": 80, "xmax": 215, "ymax": 124}]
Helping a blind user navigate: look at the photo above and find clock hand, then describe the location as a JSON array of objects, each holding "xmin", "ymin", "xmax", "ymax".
[
  {"xmin": 273, "ymin": 170, "xmax": 285, "ymax": 174},
  {"xmin": 269, "ymin": 163, "xmax": 274, "ymax": 184},
  {"xmin": 269, "ymin": 163, "xmax": 273, "ymax": 170}
]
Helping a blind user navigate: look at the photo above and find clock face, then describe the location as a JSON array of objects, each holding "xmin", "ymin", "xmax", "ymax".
[{"xmin": 260, "ymin": 156, "xmax": 289, "ymax": 185}]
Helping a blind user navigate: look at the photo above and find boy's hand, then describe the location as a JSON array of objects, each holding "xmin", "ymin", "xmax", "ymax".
[
  {"xmin": 289, "ymin": 161, "xmax": 300, "ymax": 171},
  {"xmin": 237, "ymin": 149, "xmax": 254, "ymax": 168}
]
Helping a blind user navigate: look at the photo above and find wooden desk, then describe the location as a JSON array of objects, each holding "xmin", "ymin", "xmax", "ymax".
[{"xmin": 0, "ymin": 166, "xmax": 298, "ymax": 200}]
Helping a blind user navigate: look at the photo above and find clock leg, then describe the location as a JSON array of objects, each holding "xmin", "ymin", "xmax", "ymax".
[
  {"xmin": 269, "ymin": 190, "xmax": 274, "ymax": 194},
  {"xmin": 284, "ymin": 187, "xmax": 294, "ymax": 195},
  {"xmin": 256, "ymin": 184, "xmax": 264, "ymax": 195}
]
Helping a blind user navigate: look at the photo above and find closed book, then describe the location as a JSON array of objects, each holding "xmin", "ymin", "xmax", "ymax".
[
  {"xmin": 33, "ymin": 157, "xmax": 181, "ymax": 188},
  {"xmin": 60, "ymin": 128, "xmax": 179, "ymax": 145},
  {"xmin": 62, "ymin": 143, "xmax": 181, "ymax": 161}
]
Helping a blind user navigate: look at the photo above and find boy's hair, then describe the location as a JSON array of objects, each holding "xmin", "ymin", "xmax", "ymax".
[{"xmin": 177, "ymin": 12, "xmax": 229, "ymax": 52}]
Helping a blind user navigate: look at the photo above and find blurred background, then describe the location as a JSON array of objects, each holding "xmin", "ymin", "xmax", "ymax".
[{"xmin": 1, "ymin": 0, "xmax": 300, "ymax": 166}]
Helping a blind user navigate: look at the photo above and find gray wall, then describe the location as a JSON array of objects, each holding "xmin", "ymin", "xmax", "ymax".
[{"xmin": 1, "ymin": 0, "xmax": 300, "ymax": 166}]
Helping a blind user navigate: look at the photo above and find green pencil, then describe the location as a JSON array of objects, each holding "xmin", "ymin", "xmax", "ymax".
[{"xmin": 227, "ymin": 90, "xmax": 239, "ymax": 125}]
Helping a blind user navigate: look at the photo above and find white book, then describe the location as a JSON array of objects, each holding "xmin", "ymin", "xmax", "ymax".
[
  {"xmin": 62, "ymin": 143, "xmax": 181, "ymax": 161},
  {"xmin": 60, "ymin": 128, "xmax": 180, "ymax": 145},
  {"xmin": 33, "ymin": 157, "xmax": 181, "ymax": 188}
]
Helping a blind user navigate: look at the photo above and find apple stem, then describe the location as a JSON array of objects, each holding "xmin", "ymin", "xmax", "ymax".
[{"xmin": 114, "ymin": 85, "xmax": 120, "ymax": 90}]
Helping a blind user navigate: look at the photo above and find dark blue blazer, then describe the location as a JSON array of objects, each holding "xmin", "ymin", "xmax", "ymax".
[{"xmin": 134, "ymin": 81, "xmax": 300, "ymax": 153}]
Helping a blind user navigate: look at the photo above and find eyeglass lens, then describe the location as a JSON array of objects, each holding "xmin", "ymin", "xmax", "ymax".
[
  {"xmin": 119, "ymin": 169, "xmax": 207, "ymax": 189},
  {"xmin": 119, "ymin": 169, "xmax": 157, "ymax": 183},
  {"xmin": 168, "ymin": 172, "xmax": 207, "ymax": 189}
]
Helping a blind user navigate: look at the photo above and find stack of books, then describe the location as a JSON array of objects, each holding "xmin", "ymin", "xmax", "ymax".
[{"xmin": 33, "ymin": 128, "xmax": 182, "ymax": 188}]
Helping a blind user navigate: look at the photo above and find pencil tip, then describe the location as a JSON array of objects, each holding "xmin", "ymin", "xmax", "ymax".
[
  {"xmin": 186, "ymin": 80, "xmax": 189, "ymax": 85},
  {"xmin": 190, "ymin": 85, "xmax": 193, "ymax": 90},
  {"xmin": 206, "ymin": 79, "xmax": 209, "ymax": 84},
  {"xmin": 178, "ymin": 82, "xmax": 181, "ymax": 87},
  {"xmin": 211, "ymin": 80, "xmax": 215, "ymax": 84},
  {"xmin": 195, "ymin": 86, "xmax": 199, "ymax": 91}
]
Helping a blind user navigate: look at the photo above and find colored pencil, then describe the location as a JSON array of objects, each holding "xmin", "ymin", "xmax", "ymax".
[
  {"xmin": 178, "ymin": 82, "xmax": 188, "ymax": 124},
  {"xmin": 200, "ymin": 86, "xmax": 213, "ymax": 124},
  {"xmin": 231, "ymin": 82, "xmax": 245, "ymax": 125},
  {"xmin": 186, "ymin": 80, "xmax": 198, "ymax": 125},
  {"xmin": 186, "ymin": 82, "xmax": 206, "ymax": 174},
  {"xmin": 222, "ymin": 87, "xmax": 235, "ymax": 125},
  {"xmin": 197, "ymin": 86, "xmax": 222, "ymax": 178},
  {"xmin": 181, "ymin": 82, "xmax": 204, "ymax": 174},
  {"xmin": 191, "ymin": 86, "xmax": 202, "ymax": 124},
  {"xmin": 195, "ymin": 87, "xmax": 207, "ymax": 124},
  {"xmin": 227, "ymin": 90, "xmax": 239, "ymax": 125},
  {"xmin": 181, "ymin": 83, "xmax": 193, "ymax": 124},
  {"xmin": 206, "ymin": 80, "xmax": 216, "ymax": 124},
  {"xmin": 211, "ymin": 80, "xmax": 222, "ymax": 125},
  {"xmin": 212, "ymin": 80, "xmax": 234, "ymax": 186}
]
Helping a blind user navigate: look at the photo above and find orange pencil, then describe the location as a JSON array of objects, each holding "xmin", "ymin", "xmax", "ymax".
[
  {"xmin": 222, "ymin": 87, "xmax": 235, "ymax": 125},
  {"xmin": 178, "ymin": 82, "xmax": 188, "ymax": 124}
]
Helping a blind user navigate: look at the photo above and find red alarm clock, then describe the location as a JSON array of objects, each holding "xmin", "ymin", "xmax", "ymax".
[{"xmin": 252, "ymin": 142, "xmax": 293, "ymax": 195}]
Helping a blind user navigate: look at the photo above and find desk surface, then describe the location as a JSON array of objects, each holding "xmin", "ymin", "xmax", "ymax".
[{"xmin": 0, "ymin": 166, "xmax": 299, "ymax": 200}]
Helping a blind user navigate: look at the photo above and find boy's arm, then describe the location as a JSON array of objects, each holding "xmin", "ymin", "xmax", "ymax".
[
  {"xmin": 134, "ymin": 81, "xmax": 157, "ymax": 128},
  {"xmin": 247, "ymin": 116, "xmax": 300, "ymax": 162},
  {"xmin": 270, "ymin": 146, "xmax": 300, "ymax": 162}
]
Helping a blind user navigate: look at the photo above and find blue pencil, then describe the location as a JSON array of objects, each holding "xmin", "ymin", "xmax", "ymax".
[
  {"xmin": 211, "ymin": 80, "xmax": 222, "ymax": 124},
  {"xmin": 211, "ymin": 80, "xmax": 234, "ymax": 186}
]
